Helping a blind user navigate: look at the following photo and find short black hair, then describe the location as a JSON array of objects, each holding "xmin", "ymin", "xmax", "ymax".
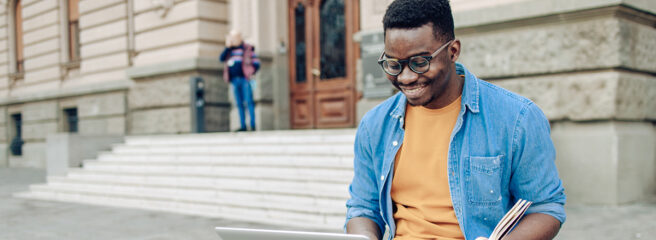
[{"xmin": 383, "ymin": 0, "xmax": 455, "ymax": 41}]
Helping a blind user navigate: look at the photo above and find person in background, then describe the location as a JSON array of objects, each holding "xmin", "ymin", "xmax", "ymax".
[
  {"xmin": 345, "ymin": 0, "xmax": 566, "ymax": 239},
  {"xmin": 220, "ymin": 30, "xmax": 260, "ymax": 131}
]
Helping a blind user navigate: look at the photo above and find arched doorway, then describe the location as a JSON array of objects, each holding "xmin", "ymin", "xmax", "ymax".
[{"xmin": 288, "ymin": 0, "xmax": 359, "ymax": 129}]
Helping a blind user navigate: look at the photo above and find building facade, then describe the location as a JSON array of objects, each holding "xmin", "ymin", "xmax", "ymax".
[{"xmin": 1, "ymin": 0, "xmax": 655, "ymax": 205}]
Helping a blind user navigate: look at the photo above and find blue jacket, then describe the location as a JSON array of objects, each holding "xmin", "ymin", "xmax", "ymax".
[{"xmin": 345, "ymin": 63, "xmax": 566, "ymax": 240}]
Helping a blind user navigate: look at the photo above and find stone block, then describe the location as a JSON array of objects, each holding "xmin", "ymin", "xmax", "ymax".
[
  {"xmin": 198, "ymin": 0, "xmax": 229, "ymax": 22},
  {"xmin": 491, "ymin": 70, "xmax": 656, "ymax": 121},
  {"xmin": 24, "ymin": 52, "xmax": 59, "ymax": 71},
  {"xmin": 79, "ymin": 0, "xmax": 123, "ymax": 15},
  {"xmin": 255, "ymin": 103, "xmax": 274, "ymax": 131},
  {"xmin": 0, "ymin": 51, "xmax": 7, "ymax": 65},
  {"xmin": 198, "ymin": 72, "xmax": 229, "ymax": 104},
  {"xmin": 78, "ymin": 116, "xmax": 126, "ymax": 135},
  {"xmin": 24, "ymin": 38, "xmax": 59, "ymax": 59},
  {"xmin": 22, "ymin": 101, "xmax": 57, "ymax": 122},
  {"xmin": 0, "ymin": 126, "xmax": 7, "ymax": 142},
  {"xmin": 18, "ymin": 142, "xmax": 47, "ymax": 168},
  {"xmin": 46, "ymin": 133, "xmax": 124, "ymax": 176},
  {"xmin": 79, "ymin": 3, "xmax": 126, "ymax": 29},
  {"xmin": 253, "ymin": 60, "xmax": 274, "ymax": 101},
  {"xmin": 0, "ymin": 143, "xmax": 7, "ymax": 167},
  {"xmin": 134, "ymin": 42, "xmax": 213, "ymax": 67},
  {"xmin": 135, "ymin": 20, "xmax": 199, "ymax": 51},
  {"xmin": 129, "ymin": 76, "xmax": 187, "ymax": 109},
  {"xmin": 22, "ymin": 24, "xmax": 58, "ymax": 46},
  {"xmin": 552, "ymin": 121, "xmax": 656, "ymax": 205},
  {"xmin": 80, "ymin": 52, "xmax": 129, "ymax": 74},
  {"xmin": 204, "ymin": 106, "xmax": 230, "ymax": 132},
  {"xmin": 129, "ymin": 107, "xmax": 191, "ymax": 134},
  {"xmin": 198, "ymin": 20, "xmax": 228, "ymax": 43},
  {"xmin": 80, "ymin": 20, "xmax": 126, "ymax": 44},
  {"xmin": 134, "ymin": 0, "xmax": 197, "ymax": 33},
  {"xmin": 23, "ymin": 121, "xmax": 58, "ymax": 141},
  {"xmin": 459, "ymin": 17, "xmax": 622, "ymax": 78},
  {"xmin": 615, "ymin": 122, "xmax": 656, "ymax": 203},
  {"xmin": 21, "ymin": 0, "xmax": 56, "ymax": 18},
  {"xmin": 73, "ymin": 69, "xmax": 126, "ymax": 84},
  {"xmin": 22, "ymin": 8, "xmax": 57, "ymax": 32},
  {"xmin": 77, "ymin": 92, "xmax": 126, "ymax": 118},
  {"xmin": 23, "ymin": 66, "xmax": 59, "ymax": 84},
  {"xmin": 618, "ymin": 18, "xmax": 656, "ymax": 75},
  {"xmin": 0, "ymin": 107, "xmax": 6, "ymax": 124},
  {"xmin": 80, "ymin": 36, "xmax": 127, "ymax": 59}
]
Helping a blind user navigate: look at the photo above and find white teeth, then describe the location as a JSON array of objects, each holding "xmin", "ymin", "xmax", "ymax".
[{"xmin": 402, "ymin": 85, "xmax": 426, "ymax": 95}]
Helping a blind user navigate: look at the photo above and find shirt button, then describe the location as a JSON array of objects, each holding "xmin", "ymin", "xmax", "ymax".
[
  {"xmin": 392, "ymin": 141, "xmax": 398, "ymax": 146},
  {"xmin": 490, "ymin": 190, "xmax": 494, "ymax": 194},
  {"xmin": 381, "ymin": 175, "xmax": 385, "ymax": 181}
]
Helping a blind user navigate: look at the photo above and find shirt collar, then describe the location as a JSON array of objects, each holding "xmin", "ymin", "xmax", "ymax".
[{"xmin": 389, "ymin": 62, "xmax": 480, "ymax": 119}]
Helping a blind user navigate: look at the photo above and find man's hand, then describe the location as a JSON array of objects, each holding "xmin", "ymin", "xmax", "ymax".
[
  {"xmin": 476, "ymin": 213, "xmax": 561, "ymax": 240},
  {"xmin": 346, "ymin": 217, "xmax": 382, "ymax": 240}
]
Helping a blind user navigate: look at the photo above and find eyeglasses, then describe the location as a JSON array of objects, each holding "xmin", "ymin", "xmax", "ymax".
[{"xmin": 377, "ymin": 39, "xmax": 454, "ymax": 76}]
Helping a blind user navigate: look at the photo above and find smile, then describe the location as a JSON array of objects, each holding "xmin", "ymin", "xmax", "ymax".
[{"xmin": 400, "ymin": 83, "xmax": 429, "ymax": 98}]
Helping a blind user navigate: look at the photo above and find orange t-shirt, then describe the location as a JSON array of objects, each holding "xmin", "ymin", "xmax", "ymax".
[{"xmin": 391, "ymin": 96, "xmax": 464, "ymax": 240}]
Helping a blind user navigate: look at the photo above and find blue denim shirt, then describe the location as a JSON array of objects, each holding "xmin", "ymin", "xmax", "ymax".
[{"xmin": 345, "ymin": 63, "xmax": 566, "ymax": 240}]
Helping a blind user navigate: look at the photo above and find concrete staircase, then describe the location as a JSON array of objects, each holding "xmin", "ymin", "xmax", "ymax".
[{"xmin": 14, "ymin": 129, "xmax": 357, "ymax": 230}]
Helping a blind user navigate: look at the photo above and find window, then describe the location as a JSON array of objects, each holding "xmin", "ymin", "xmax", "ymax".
[
  {"xmin": 10, "ymin": 114, "xmax": 23, "ymax": 156},
  {"xmin": 14, "ymin": 0, "xmax": 24, "ymax": 73},
  {"xmin": 68, "ymin": 0, "xmax": 80, "ymax": 63},
  {"xmin": 63, "ymin": 108, "xmax": 78, "ymax": 133}
]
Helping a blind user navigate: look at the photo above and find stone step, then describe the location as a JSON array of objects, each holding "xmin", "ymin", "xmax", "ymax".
[
  {"xmin": 50, "ymin": 173, "xmax": 350, "ymax": 199},
  {"xmin": 94, "ymin": 152, "xmax": 354, "ymax": 168},
  {"xmin": 15, "ymin": 186, "xmax": 345, "ymax": 230},
  {"xmin": 17, "ymin": 129, "xmax": 357, "ymax": 230},
  {"xmin": 109, "ymin": 143, "xmax": 353, "ymax": 155},
  {"xmin": 34, "ymin": 179, "xmax": 347, "ymax": 214},
  {"xmin": 124, "ymin": 129, "xmax": 356, "ymax": 146},
  {"xmin": 76, "ymin": 162, "xmax": 354, "ymax": 184}
]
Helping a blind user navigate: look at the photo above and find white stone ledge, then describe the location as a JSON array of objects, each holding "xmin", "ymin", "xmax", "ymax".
[{"xmin": 0, "ymin": 79, "xmax": 130, "ymax": 105}]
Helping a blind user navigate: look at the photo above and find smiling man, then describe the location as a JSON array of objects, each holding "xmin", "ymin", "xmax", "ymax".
[{"xmin": 345, "ymin": 0, "xmax": 566, "ymax": 240}]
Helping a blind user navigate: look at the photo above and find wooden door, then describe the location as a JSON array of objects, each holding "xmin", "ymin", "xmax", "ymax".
[{"xmin": 288, "ymin": 0, "xmax": 359, "ymax": 129}]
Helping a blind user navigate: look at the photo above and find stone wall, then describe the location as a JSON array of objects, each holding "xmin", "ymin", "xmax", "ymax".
[
  {"xmin": 126, "ymin": 60, "xmax": 230, "ymax": 135},
  {"xmin": 355, "ymin": 0, "xmax": 656, "ymax": 205}
]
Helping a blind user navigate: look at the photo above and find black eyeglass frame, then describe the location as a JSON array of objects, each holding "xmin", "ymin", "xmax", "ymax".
[{"xmin": 377, "ymin": 39, "xmax": 454, "ymax": 76}]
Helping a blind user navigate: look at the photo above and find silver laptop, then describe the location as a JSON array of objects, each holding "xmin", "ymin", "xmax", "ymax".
[{"xmin": 215, "ymin": 227, "xmax": 370, "ymax": 240}]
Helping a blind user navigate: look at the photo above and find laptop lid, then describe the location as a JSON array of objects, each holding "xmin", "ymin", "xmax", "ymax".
[{"xmin": 215, "ymin": 227, "xmax": 370, "ymax": 240}]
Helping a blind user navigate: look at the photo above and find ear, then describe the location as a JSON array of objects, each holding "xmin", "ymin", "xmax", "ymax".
[{"xmin": 449, "ymin": 39, "xmax": 461, "ymax": 62}]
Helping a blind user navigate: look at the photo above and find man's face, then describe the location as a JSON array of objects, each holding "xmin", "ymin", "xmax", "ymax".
[{"xmin": 384, "ymin": 23, "xmax": 456, "ymax": 109}]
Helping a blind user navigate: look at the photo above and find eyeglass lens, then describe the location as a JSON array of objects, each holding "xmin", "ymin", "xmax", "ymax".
[{"xmin": 383, "ymin": 57, "xmax": 430, "ymax": 75}]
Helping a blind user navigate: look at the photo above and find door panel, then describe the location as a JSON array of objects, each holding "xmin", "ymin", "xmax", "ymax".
[
  {"xmin": 315, "ymin": 90, "xmax": 353, "ymax": 127},
  {"xmin": 289, "ymin": 0, "xmax": 358, "ymax": 129}
]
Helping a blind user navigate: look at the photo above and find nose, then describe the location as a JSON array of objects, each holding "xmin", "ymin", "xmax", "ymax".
[{"xmin": 396, "ymin": 64, "xmax": 418, "ymax": 85}]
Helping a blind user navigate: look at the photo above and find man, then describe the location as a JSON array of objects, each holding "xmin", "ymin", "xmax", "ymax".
[
  {"xmin": 220, "ymin": 30, "xmax": 260, "ymax": 131},
  {"xmin": 345, "ymin": 0, "xmax": 566, "ymax": 239}
]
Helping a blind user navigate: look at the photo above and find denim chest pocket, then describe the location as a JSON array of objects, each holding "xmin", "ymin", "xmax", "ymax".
[{"xmin": 468, "ymin": 155, "xmax": 503, "ymax": 205}]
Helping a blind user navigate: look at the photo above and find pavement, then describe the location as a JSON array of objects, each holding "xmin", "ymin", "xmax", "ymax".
[{"xmin": 2, "ymin": 167, "xmax": 655, "ymax": 240}]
